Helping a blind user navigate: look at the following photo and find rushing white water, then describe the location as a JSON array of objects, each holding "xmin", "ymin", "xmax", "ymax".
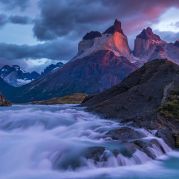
[{"xmin": 0, "ymin": 104, "xmax": 178, "ymax": 179}]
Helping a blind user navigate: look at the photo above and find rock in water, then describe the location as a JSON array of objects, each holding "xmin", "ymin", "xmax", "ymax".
[
  {"xmin": 0, "ymin": 93, "xmax": 11, "ymax": 106},
  {"xmin": 83, "ymin": 59, "xmax": 179, "ymax": 148}
]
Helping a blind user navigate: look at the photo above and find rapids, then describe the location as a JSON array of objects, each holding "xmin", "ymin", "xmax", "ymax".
[{"xmin": 0, "ymin": 104, "xmax": 178, "ymax": 179}]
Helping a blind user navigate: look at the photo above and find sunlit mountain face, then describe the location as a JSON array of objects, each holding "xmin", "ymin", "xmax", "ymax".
[{"xmin": 0, "ymin": 0, "xmax": 178, "ymax": 72}]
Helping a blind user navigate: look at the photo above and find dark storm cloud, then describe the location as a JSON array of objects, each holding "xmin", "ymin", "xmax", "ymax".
[
  {"xmin": 0, "ymin": 39, "xmax": 76, "ymax": 61},
  {"xmin": 33, "ymin": 0, "xmax": 179, "ymax": 41},
  {"xmin": 9, "ymin": 15, "xmax": 32, "ymax": 25},
  {"xmin": 0, "ymin": 14, "xmax": 8, "ymax": 26},
  {"xmin": 0, "ymin": 0, "xmax": 29, "ymax": 10},
  {"xmin": 0, "ymin": 14, "xmax": 32, "ymax": 26}
]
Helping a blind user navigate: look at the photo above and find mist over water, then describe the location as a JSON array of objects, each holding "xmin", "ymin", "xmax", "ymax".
[{"xmin": 0, "ymin": 105, "xmax": 178, "ymax": 179}]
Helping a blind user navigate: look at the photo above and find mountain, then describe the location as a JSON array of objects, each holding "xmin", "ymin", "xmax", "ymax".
[
  {"xmin": 0, "ymin": 65, "xmax": 40, "ymax": 87},
  {"xmin": 133, "ymin": 28, "xmax": 179, "ymax": 64},
  {"xmin": 133, "ymin": 27, "xmax": 166, "ymax": 58},
  {"xmin": 0, "ymin": 77, "xmax": 15, "ymax": 100},
  {"xmin": 83, "ymin": 59, "xmax": 179, "ymax": 147},
  {"xmin": 12, "ymin": 50, "xmax": 136, "ymax": 103},
  {"xmin": 7, "ymin": 20, "xmax": 137, "ymax": 102},
  {"xmin": 0, "ymin": 62, "xmax": 64, "ymax": 87},
  {"xmin": 72, "ymin": 19, "xmax": 132, "ymax": 62},
  {"xmin": 41, "ymin": 62, "xmax": 64, "ymax": 76}
]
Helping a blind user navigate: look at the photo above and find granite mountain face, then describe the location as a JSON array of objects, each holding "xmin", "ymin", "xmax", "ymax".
[{"xmin": 72, "ymin": 19, "xmax": 132, "ymax": 62}]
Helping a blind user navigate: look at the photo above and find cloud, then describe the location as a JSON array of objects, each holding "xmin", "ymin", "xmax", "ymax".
[
  {"xmin": 174, "ymin": 21, "xmax": 179, "ymax": 28},
  {"xmin": 9, "ymin": 15, "xmax": 32, "ymax": 25},
  {"xmin": 0, "ymin": 39, "xmax": 76, "ymax": 61},
  {"xmin": 0, "ymin": 14, "xmax": 8, "ymax": 26},
  {"xmin": 155, "ymin": 30, "xmax": 179, "ymax": 42},
  {"xmin": 0, "ymin": 14, "xmax": 33, "ymax": 27},
  {"xmin": 33, "ymin": 0, "xmax": 179, "ymax": 41},
  {"xmin": 0, "ymin": 0, "xmax": 29, "ymax": 10}
]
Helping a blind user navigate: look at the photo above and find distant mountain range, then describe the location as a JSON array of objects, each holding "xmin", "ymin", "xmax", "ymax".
[
  {"xmin": 0, "ymin": 62, "xmax": 64, "ymax": 87},
  {"xmin": 0, "ymin": 19, "xmax": 179, "ymax": 102}
]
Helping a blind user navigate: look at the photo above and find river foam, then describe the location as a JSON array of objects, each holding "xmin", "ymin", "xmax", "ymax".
[{"xmin": 0, "ymin": 105, "xmax": 178, "ymax": 179}]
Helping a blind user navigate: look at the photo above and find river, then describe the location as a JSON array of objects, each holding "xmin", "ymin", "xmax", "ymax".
[{"xmin": 0, "ymin": 105, "xmax": 178, "ymax": 179}]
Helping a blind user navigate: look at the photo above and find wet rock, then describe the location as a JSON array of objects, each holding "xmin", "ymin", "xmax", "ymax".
[
  {"xmin": 106, "ymin": 127, "xmax": 146, "ymax": 142},
  {"xmin": 83, "ymin": 146, "xmax": 106, "ymax": 162},
  {"xmin": 156, "ymin": 128, "xmax": 175, "ymax": 148}
]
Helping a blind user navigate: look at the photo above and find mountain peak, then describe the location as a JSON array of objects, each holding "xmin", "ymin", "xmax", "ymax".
[
  {"xmin": 174, "ymin": 40, "xmax": 179, "ymax": 47},
  {"xmin": 103, "ymin": 19, "xmax": 124, "ymax": 34},
  {"xmin": 137, "ymin": 27, "xmax": 161, "ymax": 41}
]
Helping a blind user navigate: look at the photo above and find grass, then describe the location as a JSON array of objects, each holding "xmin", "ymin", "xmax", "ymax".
[
  {"xmin": 32, "ymin": 93, "xmax": 88, "ymax": 105},
  {"xmin": 159, "ymin": 89, "xmax": 179, "ymax": 120}
]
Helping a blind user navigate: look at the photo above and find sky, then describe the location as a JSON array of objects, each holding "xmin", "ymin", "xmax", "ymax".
[{"xmin": 0, "ymin": 0, "xmax": 178, "ymax": 72}]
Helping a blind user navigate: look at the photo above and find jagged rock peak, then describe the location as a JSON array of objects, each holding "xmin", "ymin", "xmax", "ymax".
[
  {"xmin": 174, "ymin": 40, "xmax": 179, "ymax": 47},
  {"xmin": 103, "ymin": 19, "xmax": 124, "ymax": 35},
  {"xmin": 137, "ymin": 27, "xmax": 161, "ymax": 40},
  {"xmin": 83, "ymin": 31, "xmax": 102, "ymax": 40}
]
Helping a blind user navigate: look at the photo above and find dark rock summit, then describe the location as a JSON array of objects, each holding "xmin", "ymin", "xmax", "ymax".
[
  {"xmin": 133, "ymin": 27, "xmax": 165, "ymax": 58},
  {"xmin": 83, "ymin": 31, "xmax": 102, "ymax": 40},
  {"xmin": 41, "ymin": 62, "xmax": 64, "ymax": 76},
  {"xmin": 137, "ymin": 27, "xmax": 161, "ymax": 41},
  {"xmin": 174, "ymin": 40, "xmax": 179, "ymax": 48},
  {"xmin": 104, "ymin": 19, "xmax": 124, "ymax": 35},
  {"xmin": 83, "ymin": 59, "xmax": 179, "ymax": 147}
]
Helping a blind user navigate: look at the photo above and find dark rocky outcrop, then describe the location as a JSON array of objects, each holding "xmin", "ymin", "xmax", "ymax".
[
  {"xmin": 174, "ymin": 40, "xmax": 179, "ymax": 48},
  {"xmin": 83, "ymin": 31, "xmax": 102, "ymax": 40},
  {"xmin": 41, "ymin": 62, "xmax": 64, "ymax": 76},
  {"xmin": 83, "ymin": 59, "xmax": 179, "ymax": 148},
  {"xmin": 106, "ymin": 127, "xmax": 146, "ymax": 142},
  {"xmin": 137, "ymin": 27, "xmax": 161, "ymax": 41},
  {"xmin": 103, "ymin": 19, "xmax": 124, "ymax": 35},
  {"xmin": 0, "ymin": 93, "xmax": 11, "ymax": 106}
]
